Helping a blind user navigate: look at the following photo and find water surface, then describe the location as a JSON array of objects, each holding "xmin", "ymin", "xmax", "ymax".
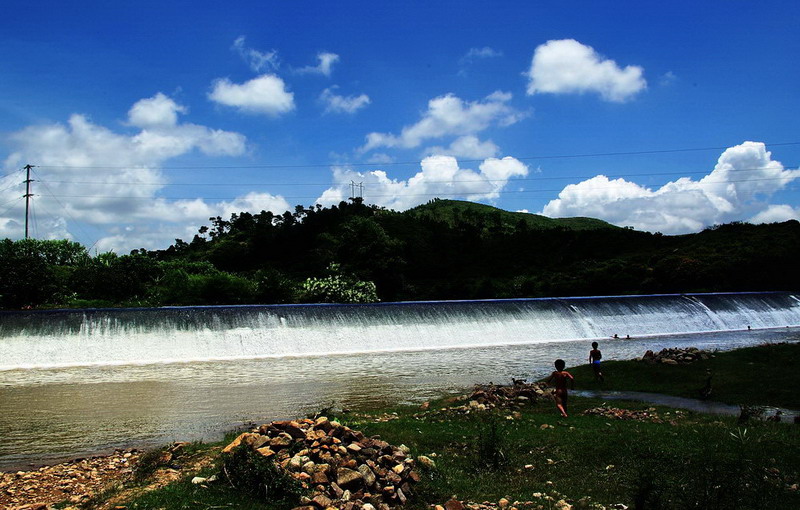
[{"xmin": 1, "ymin": 327, "xmax": 796, "ymax": 470}]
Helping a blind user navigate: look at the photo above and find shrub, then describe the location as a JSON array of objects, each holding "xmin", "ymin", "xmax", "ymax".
[{"xmin": 222, "ymin": 445, "xmax": 304, "ymax": 503}]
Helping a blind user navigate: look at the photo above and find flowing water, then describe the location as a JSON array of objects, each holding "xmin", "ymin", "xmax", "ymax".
[{"xmin": 1, "ymin": 292, "xmax": 799, "ymax": 470}]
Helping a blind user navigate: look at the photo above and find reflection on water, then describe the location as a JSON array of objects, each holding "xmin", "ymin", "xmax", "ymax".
[{"xmin": 0, "ymin": 328, "xmax": 797, "ymax": 469}]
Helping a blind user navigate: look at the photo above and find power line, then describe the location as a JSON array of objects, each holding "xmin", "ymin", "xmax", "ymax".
[
  {"xmin": 30, "ymin": 141, "xmax": 800, "ymax": 171},
  {"xmin": 33, "ymin": 175, "xmax": 800, "ymax": 202},
  {"xmin": 31, "ymin": 168, "xmax": 100, "ymax": 249},
  {"xmin": 35, "ymin": 164, "xmax": 798, "ymax": 188}
]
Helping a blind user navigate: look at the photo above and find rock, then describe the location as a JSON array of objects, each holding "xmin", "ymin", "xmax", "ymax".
[
  {"xmin": 312, "ymin": 494, "xmax": 333, "ymax": 508},
  {"xmin": 257, "ymin": 447, "xmax": 276, "ymax": 458},
  {"xmin": 418, "ymin": 455, "xmax": 437, "ymax": 469},
  {"xmin": 336, "ymin": 467, "xmax": 363, "ymax": 489},
  {"xmin": 445, "ymin": 499, "xmax": 465, "ymax": 510},
  {"xmin": 222, "ymin": 432, "xmax": 266, "ymax": 453},
  {"xmin": 499, "ymin": 497, "xmax": 510, "ymax": 508},
  {"xmin": 358, "ymin": 464, "xmax": 376, "ymax": 487},
  {"xmin": 285, "ymin": 421, "xmax": 308, "ymax": 439},
  {"xmin": 191, "ymin": 476, "xmax": 207, "ymax": 484},
  {"xmin": 661, "ymin": 358, "xmax": 679, "ymax": 365}
]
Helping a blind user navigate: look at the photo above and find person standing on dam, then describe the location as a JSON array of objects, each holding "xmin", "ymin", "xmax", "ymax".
[{"xmin": 589, "ymin": 341, "xmax": 605, "ymax": 382}]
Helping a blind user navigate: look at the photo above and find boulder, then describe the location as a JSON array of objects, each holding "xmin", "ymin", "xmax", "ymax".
[{"xmin": 335, "ymin": 467, "xmax": 363, "ymax": 489}]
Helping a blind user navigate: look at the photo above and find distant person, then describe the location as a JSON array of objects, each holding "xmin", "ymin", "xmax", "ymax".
[
  {"xmin": 589, "ymin": 342, "xmax": 605, "ymax": 382},
  {"xmin": 612, "ymin": 334, "xmax": 619, "ymax": 339},
  {"xmin": 546, "ymin": 359, "xmax": 575, "ymax": 418}
]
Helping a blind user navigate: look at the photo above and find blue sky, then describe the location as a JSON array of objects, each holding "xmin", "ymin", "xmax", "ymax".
[{"xmin": 1, "ymin": 1, "xmax": 798, "ymax": 252}]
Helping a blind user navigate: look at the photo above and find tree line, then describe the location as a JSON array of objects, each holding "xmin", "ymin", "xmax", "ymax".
[{"xmin": 2, "ymin": 198, "xmax": 799, "ymax": 310}]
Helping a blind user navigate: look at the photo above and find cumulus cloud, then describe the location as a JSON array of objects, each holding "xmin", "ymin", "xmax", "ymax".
[
  {"xmin": 526, "ymin": 39, "xmax": 646, "ymax": 102},
  {"xmin": 750, "ymin": 204, "xmax": 800, "ymax": 224},
  {"xmin": 209, "ymin": 75, "xmax": 295, "ymax": 116},
  {"xmin": 320, "ymin": 87, "xmax": 371, "ymax": 114},
  {"xmin": 361, "ymin": 91, "xmax": 524, "ymax": 152},
  {"xmin": 1, "ymin": 94, "xmax": 291, "ymax": 252},
  {"xmin": 316, "ymin": 155, "xmax": 528, "ymax": 210},
  {"xmin": 296, "ymin": 52, "xmax": 340, "ymax": 76},
  {"xmin": 541, "ymin": 142, "xmax": 800, "ymax": 233},
  {"xmin": 232, "ymin": 36, "xmax": 280, "ymax": 73},
  {"xmin": 425, "ymin": 135, "xmax": 500, "ymax": 159}
]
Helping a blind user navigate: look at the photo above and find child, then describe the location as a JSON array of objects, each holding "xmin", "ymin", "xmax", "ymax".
[
  {"xmin": 589, "ymin": 342, "xmax": 605, "ymax": 382},
  {"xmin": 546, "ymin": 359, "xmax": 575, "ymax": 418}
]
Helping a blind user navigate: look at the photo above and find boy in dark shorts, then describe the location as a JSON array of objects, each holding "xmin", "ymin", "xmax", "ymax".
[
  {"xmin": 546, "ymin": 359, "xmax": 575, "ymax": 418},
  {"xmin": 589, "ymin": 342, "xmax": 605, "ymax": 382}
]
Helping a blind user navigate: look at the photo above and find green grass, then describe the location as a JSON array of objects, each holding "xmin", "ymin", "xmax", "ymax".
[
  {"xmin": 569, "ymin": 342, "xmax": 800, "ymax": 409},
  {"xmin": 352, "ymin": 398, "xmax": 799, "ymax": 509}
]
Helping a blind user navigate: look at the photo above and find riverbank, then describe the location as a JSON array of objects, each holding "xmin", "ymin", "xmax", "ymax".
[
  {"xmin": 569, "ymin": 341, "xmax": 800, "ymax": 409},
  {"xmin": 3, "ymin": 342, "xmax": 799, "ymax": 510}
]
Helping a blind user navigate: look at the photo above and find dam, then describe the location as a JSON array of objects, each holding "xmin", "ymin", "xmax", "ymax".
[{"xmin": 2, "ymin": 292, "xmax": 799, "ymax": 371}]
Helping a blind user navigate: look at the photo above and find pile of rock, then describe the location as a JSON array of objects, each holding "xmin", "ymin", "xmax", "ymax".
[
  {"xmin": 0, "ymin": 449, "xmax": 139, "ymax": 509},
  {"xmin": 582, "ymin": 406, "xmax": 684, "ymax": 424},
  {"xmin": 637, "ymin": 347, "xmax": 714, "ymax": 365},
  {"xmin": 415, "ymin": 382, "xmax": 550, "ymax": 420},
  {"xmin": 222, "ymin": 417, "xmax": 421, "ymax": 510},
  {"xmin": 466, "ymin": 381, "xmax": 550, "ymax": 408}
]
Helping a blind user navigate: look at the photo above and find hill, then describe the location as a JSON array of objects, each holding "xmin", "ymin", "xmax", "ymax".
[
  {"xmin": 405, "ymin": 199, "xmax": 617, "ymax": 231},
  {"xmin": 1, "ymin": 199, "xmax": 799, "ymax": 309}
]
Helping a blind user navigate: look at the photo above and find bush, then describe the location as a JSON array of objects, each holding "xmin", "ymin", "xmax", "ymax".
[
  {"xmin": 301, "ymin": 263, "xmax": 379, "ymax": 304},
  {"xmin": 222, "ymin": 445, "xmax": 304, "ymax": 503}
]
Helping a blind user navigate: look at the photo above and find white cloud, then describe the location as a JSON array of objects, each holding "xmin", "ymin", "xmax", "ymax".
[
  {"xmin": 425, "ymin": 135, "xmax": 500, "ymax": 160},
  {"xmin": 659, "ymin": 71, "xmax": 677, "ymax": 86},
  {"xmin": 316, "ymin": 155, "xmax": 528, "ymax": 210},
  {"xmin": 541, "ymin": 141, "xmax": 800, "ymax": 233},
  {"xmin": 361, "ymin": 91, "xmax": 524, "ymax": 152},
  {"xmin": 750, "ymin": 204, "xmax": 800, "ymax": 224},
  {"xmin": 127, "ymin": 93, "xmax": 187, "ymax": 128},
  {"xmin": 209, "ymin": 75, "xmax": 295, "ymax": 116},
  {"xmin": 526, "ymin": 39, "xmax": 646, "ymax": 102},
  {"xmin": 1, "ymin": 94, "xmax": 292, "ymax": 252},
  {"xmin": 232, "ymin": 36, "xmax": 280, "ymax": 73},
  {"xmin": 461, "ymin": 47, "xmax": 503, "ymax": 64},
  {"xmin": 296, "ymin": 52, "xmax": 340, "ymax": 76},
  {"xmin": 366, "ymin": 153, "xmax": 394, "ymax": 164},
  {"xmin": 320, "ymin": 87, "xmax": 371, "ymax": 114}
]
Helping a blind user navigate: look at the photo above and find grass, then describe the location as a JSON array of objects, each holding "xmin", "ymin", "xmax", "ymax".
[
  {"xmin": 350, "ymin": 398, "xmax": 800, "ymax": 509},
  {"xmin": 569, "ymin": 342, "xmax": 800, "ymax": 409},
  {"xmin": 95, "ymin": 343, "xmax": 800, "ymax": 510}
]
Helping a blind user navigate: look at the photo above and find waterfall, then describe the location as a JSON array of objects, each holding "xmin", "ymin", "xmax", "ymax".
[{"xmin": 1, "ymin": 292, "xmax": 798, "ymax": 370}]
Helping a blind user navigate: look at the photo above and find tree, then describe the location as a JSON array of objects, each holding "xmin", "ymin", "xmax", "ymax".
[{"xmin": 300, "ymin": 263, "xmax": 379, "ymax": 303}]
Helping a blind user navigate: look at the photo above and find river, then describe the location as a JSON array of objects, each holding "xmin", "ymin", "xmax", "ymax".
[{"xmin": 0, "ymin": 327, "xmax": 797, "ymax": 470}]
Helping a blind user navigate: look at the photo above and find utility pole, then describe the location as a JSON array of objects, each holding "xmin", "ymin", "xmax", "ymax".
[{"xmin": 23, "ymin": 165, "xmax": 34, "ymax": 239}]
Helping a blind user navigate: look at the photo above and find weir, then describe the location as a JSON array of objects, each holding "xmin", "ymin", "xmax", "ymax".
[{"xmin": 1, "ymin": 292, "xmax": 799, "ymax": 371}]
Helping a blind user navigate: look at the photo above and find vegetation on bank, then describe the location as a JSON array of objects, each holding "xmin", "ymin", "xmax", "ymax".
[
  {"xmin": 83, "ymin": 343, "xmax": 800, "ymax": 510},
  {"xmin": 2, "ymin": 198, "xmax": 800, "ymax": 309},
  {"xmin": 570, "ymin": 342, "xmax": 800, "ymax": 409}
]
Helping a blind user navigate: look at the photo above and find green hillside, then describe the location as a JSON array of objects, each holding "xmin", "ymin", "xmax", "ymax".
[
  {"xmin": 2, "ymin": 199, "xmax": 799, "ymax": 309},
  {"xmin": 405, "ymin": 199, "xmax": 617, "ymax": 232}
]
